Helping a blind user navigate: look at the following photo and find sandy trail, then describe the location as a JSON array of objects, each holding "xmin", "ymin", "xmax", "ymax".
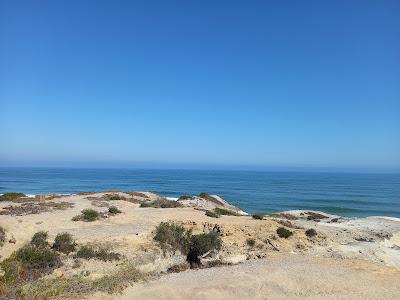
[{"xmin": 94, "ymin": 255, "xmax": 400, "ymax": 300}]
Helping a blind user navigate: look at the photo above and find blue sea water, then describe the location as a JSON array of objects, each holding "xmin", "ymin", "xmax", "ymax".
[{"xmin": 0, "ymin": 168, "xmax": 399, "ymax": 218}]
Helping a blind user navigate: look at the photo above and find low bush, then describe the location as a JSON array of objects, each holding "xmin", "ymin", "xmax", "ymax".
[
  {"xmin": 76, "ymin": 245, "xmax": 121, "ymax": 261},
  {"xmin": 305, "ymin": 228, "xmax": 317, "ymax": 237},
  {"xmin": 0, "ymin": 226, "xmax": 5, "ymax": 246},
  {"xmin": 0, "ymin": 192, "xmax": 26, "ymax": 201},
  {"xmin": 252, "ymin": 213, "xmax": 264, "ymax": 220},
  {"xmin": 107, "ymin": 194, "xmax": 126, "ymax": 201},
  {"xmin": 205, "ymin": 210, "xmax": 220, "ymax": 218},
  {"xmin": 154, "ymin": 222, "xmax": 192, "ymax": 253},
  {"xmin": 178, "ymin": 195, "xmax": 192, "ymax": 200},
  {"xmin": 187, "ymin": 232, "xmax": 221, "ymax": 267},
  {"xmin": 53, "ymin": 233, "xmax": 76, "ymax": 254},
  {"xmin": 30, "ymin": 231, "xmax": 49, "ymax": 249},
  {"xmin": 214, "ymin": 207, "xmax": 238, "ymax": 216},
  {"xmin": 140, "ymin": 199, "xmax": 182, "ymax": 208},
  {"xmin": 246, "ymin": 238, "xmax": 256, "ymax": 247},
  {"xmin": 15, "ymin": 245, "xmax": 61, "ymax": 271},
  {"xmin": 276, "ymin": 227, "xmax": 293, "ymax": 239},
  {"xmin": 108, "ymin": 206, "xmax": 122, "ymax": 214},
  {"xmin": 198, "ymin": 192, "xmax": 210, "ymax": 198}
]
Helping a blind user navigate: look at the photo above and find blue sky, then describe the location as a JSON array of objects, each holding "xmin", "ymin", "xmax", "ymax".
[{"xmin": 0, "ymin": 1, "xmax": 399, "ymax": 171}]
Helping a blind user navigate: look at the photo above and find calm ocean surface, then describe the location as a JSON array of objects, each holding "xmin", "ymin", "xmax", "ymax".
[{"xmin": 0, "ymin": 168, "xmax": 399, "ymax": 218}]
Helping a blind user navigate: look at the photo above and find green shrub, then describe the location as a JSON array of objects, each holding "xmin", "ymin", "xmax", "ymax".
[
  {"xmin": 305, "ymin": 228, "xmax": 317, "ymax": 237},
  {"xmin": 15, "ymin": 245, "xmax": 61, "ymax": 271},
  {"xmin": 214, "ymin": 207, "xmax": 238, "ymax": 216},
  {"xmin": 30, "ymin": 231, "xmax": 49, "ymax": 249},
  {"xmin": 190, "ymin": 232, "xmax": 221, "ymax": 256},
  {"xmin": 205, "ymin": 210, "xmax": 220, "ymax": 218},
  {"xmin": 108, "ymin": 206, "xmax": 122, "ymax": 214},
  {"xmin": 107, "ymin": 194, "xmax": 126, "ymax": 201},
  {"xmin": 154, "ymin": 222, "xmax": 192, "ymax": 254},
  {"xmin": 0, "ymin": 192, "xmax": 26, "ymax": 201},
  {"xmin": 53, "ymin": 233, "xmax": 76, "ymax": 254},
  {"xmin": 187, "ymin": 232, "xmax": 221, "ymax": 267},
  {"xmin": 252, "ymin": 213, "xmax": 264, "ymax": 220},
  {"xmin": 178, "ymin": 195, "xmax": 192, "ymax": 200},
  {"xmin": 246, "ymin": 238, "xmax": 256, "ymax": 247},
  {"xmin": 198, "ymin": 192, "xmax": 210, "ymax": 198},
  {"xmin": 81, "ymin": 209, "xmax": 100, "ymax": 221},
  {"xmin": 140, "ymin": 199, "xmax": 182, "ymax": 208},
  {"xmin": 0, "ymin": 226, "xmax": 5, "ymax": 247},
  {"xmin": 276, "ymin": 227, "xmax": 293, "ymax": 239},
  {"xmin": 76, "ymin": 245, "xmax": 120, "ymax": 261}
]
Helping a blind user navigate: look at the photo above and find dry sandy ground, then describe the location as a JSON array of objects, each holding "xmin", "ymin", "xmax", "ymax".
[{"xmin": 95, "ymin": 255, "xmax": 400, "ymax": 300}]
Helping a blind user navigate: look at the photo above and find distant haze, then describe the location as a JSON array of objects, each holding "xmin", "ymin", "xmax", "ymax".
[{"xmin": 1, "ymin": 1, "xmax": 399, "ymax": 171}]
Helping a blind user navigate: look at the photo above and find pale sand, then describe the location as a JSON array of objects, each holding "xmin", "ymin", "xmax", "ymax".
[{"xmin": 94, "ymin": 255, "xmax": 400, "ymax": 300}]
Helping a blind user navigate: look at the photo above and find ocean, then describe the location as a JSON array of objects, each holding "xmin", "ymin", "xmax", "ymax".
[{"xmin": 0, "ymin": 167, "xmax": 399, "ymax": 218}]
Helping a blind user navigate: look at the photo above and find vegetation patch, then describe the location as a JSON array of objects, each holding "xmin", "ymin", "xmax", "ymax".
[
  {"xmin": 0, "ymin": 192, "xmax": 26, "ymax": 202},
  {"xmin": 37, "ymin": 201, "xmax": 74, "ymax": 210},
  {"xmin": 31, "ymin": 231, "xmax": 49, "ymax": 249},
  {"xmin": 277, "ymin": 227, "xmax": 293, "ymax": 239},
  {"xmin": 0, "ymin": 226, "xmax": 5, "ymax": 247},
  {"xmin": 76, "ymin": 245, "xmax": 121, "ymax": 261},
  {"xmin": 252, "ymin": 213, "xmax": 264, "ymax": 220},
  {"xmin": 213, "ymin": 207, "xmax": 238, "ymax": 216},
  {"xmin": 154, "ymin": 222, "xmax": 192, "ymax": 254},
  {"xmin": 14, "ymin": 263, "xmax": 148, "ymax": 299},
  {"xmin": 104, "ymin": 194, "xmax": 127, "ymax": 201},
  {"xmin": 108, "ymin": 206, "xmax": 122, "ymax": 214},
  {"xmin": 178, "ymin": 195, "xmax": 192, "ymax": 200},
  {"xmin": 53, "ymin": 233, "xmax": 76, "ymax": 254},
  {"xmin": 205, "ymin": 210, "xmax": 220, "ymax": 218},
  {"xmin": 246, "ymin": 238, "xmax": 256, "ymax": 247},
  {"xmin": 72, "ymin": 209, "xmax": 100, "ymax": 222},
  {"xmin": 140, "ymin": 198, "xmax": 182, "ymax": 208},
  {"xmin": 153, "ymin": 222, "xmax": 221, "ymax": 268},
  {"xmin": 305, "ymin": 228, "xmax": 317, "ymax": 237},
  {"xmin": 187, "ymin": 232, "xmax": 221, "ymax": 267},
  {"xmin": 0, "ymin": 203, "xmax": 49, "ymax": 216}
]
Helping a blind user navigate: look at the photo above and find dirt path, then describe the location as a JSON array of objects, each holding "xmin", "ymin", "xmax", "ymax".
[{"xmin": 94, "ymin": 255, "xmax": 400, "ymax": 300}]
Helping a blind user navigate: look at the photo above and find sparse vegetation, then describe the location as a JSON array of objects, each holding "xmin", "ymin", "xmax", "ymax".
[
  {"xmin": 106, "ymin": 194, "xmax": 126, "ymax": 201},
  {"xmin": 72, "ymin": 209, "xmax": 100, "ymax": 222},
  {"xmin": 154, "ymin": 222, "xmax": 192, "ymax": 254},
  {"xmin": 30, "ymin": 231, "xmax": 49, "ymax": 249},
  {"xmin": 198, "ymin": 192, "xmax": 210, "ymax": 198},
  {"xmin": 140, "ymin": 198, "xmax": 182, "ymax": 208},
  {"xmin": 205, "ymin": 210, "xmax": 220, "ymax": 218},
  {"xmin": 0, "ymin": 192, "xmax": 26, "ymax": 201},
  {"xmin": 178, "ymin": 195, "xmax": 192, "ymax": 200},
  {"xmin": 0, "ymin": 226, "xmax": 5, "ymax": 247},
  {"xmin": 214, "ymin": 207, "xmax": 238, "ymax": 216},
  {"xmin": 108, "ymin": 206, "xmax": 122, "ymax": 214},
  {"xmin": 153, "ymin": 222, "xmax": 221, "ymax": 268},
  {"xmin": 246, "ymin": 238, "xmax": 256, "ymax": 247},
  {"xmin": 252, "ymin": 213, "xmax": 264, "ymax": 220},
  {"xmin": 76, "ymin": 245, "xmax": 121, "ymax": 261},
  {"xmin": 305, "ymin": 228, "xmax": 317, "ymax": 237},
  {"xmin": 53, "ymin": 233, "xmax": 76, "ymax": 254},
  {"xmin": 277, "ymin": 227, "xmax": 293, "ymax": 239}
]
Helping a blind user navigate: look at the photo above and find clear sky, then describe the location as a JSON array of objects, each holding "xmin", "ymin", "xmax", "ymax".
[{"xmin": 0, "ymin": 1, "xmax": 399, "ymax": 171}]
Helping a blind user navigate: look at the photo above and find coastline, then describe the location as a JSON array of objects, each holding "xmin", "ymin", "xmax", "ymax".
[{"xmin": 1, "ymin": 191, "xmax": 400, "ymax": 299}]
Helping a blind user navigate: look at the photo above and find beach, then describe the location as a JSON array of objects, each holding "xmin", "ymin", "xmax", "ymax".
[{"xmin": 1, "ymin": 191, "xmax": 400, "ymax": 299}]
